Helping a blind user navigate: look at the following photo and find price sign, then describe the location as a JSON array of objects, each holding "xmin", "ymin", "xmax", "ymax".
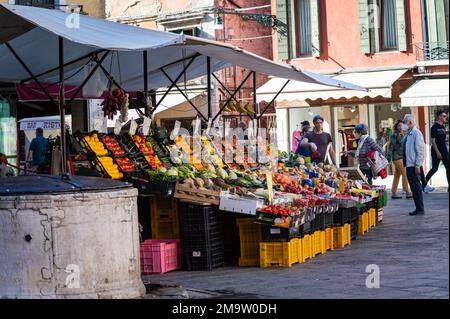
[
  {"xmin": 170, "ymin": 120, "xmax": 182, "ymax": 140},
  {"xmin": 142, "ymin": 117, "xmax": 151, "ymax": 135},
  {"xmin": 129, "ymin": 120, "xmax": 138, "ymax": 135},
  {"xmin": 114, "ymin": 119, "xmax": 121, "ymax": 135},
  {"xmin": 194, "ymin": 117, "xmax": 201, "ymax": 136}
]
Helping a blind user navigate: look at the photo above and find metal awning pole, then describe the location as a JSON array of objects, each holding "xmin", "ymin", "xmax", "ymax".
[
  {"xmin": 258, "ymin": 80, "xmax": 290, "ymax": 119},
  {"xmin": 5, "ymin": 42, "xmax": 58, "ymax": 107},
  {"xmin": 58, "ymin": 36, "xmax": 67, "ymax": 175},
  {"xmin": 207, "ymin": 56, "xmax": 212, "ymax": 119},
  {"xmin": 143, "ymin": 50, "xmax": 149, "ymax": 116},
  {"xmin": 253, "ymin": 72, "xmax": 258, "ymax": 163}
]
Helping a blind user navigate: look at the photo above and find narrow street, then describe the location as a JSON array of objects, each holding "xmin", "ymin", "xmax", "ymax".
[{"xmin": 144, "ymin": 190, "xmax": 449, "ymax": 299}]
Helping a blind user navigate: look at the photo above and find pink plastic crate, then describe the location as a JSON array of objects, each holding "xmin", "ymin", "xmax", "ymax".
[{"xmin": 140, "ymin": 239, "xmax": 182, "ymax": 274}]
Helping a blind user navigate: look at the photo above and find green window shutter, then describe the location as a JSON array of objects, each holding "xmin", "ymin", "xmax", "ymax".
[
  {"xmin": 396, "ymin": 0, "xmax": 407, "ymax": 51},
  {"xmin": 277, "ymin": 0, "xmax": 292, "ymax": 60},
  {"xmin": 359, "ymin": 0, "xmax": 371, "ymax": 54},
  {"xmin": 435, "ymin": 0, "xmax": 448, "ymax": 43},
  {"xmin": 310, "ymin": 0, "xmax": 321, "ymax": 57}
]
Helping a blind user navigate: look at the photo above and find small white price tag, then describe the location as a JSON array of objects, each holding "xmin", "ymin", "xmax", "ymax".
[
  {"xmin": 129, "ymin": 120, "xmax": 138, "ymax": 135},
  {"xmin": 142, "ymin": 117, "xmax": 151, "ymax": 135},
  {"xmin": 114, "ymin": 119, "xmax": 121, "ymax": 135}
]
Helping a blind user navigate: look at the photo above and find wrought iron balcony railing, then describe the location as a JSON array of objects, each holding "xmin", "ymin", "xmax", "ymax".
[{"xmin": 414, "ymin": 41, "xmax": 449, "ymax": 62}]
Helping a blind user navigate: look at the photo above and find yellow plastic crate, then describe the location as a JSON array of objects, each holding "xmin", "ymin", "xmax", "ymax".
[
  {"xmin": 333, "ymin": 224, "xmax": 351, "ymax": 248},
  {"xmin": 301, "ymin": 234, "xmax": 313, "ymax": 261},
  {"xmin": 324, "ymin": 228, "xmax": 334, "ymax": 251},
  {"xmin": 260, "ymin": 239, "xmax": 300, "ymax": 268},
  {"xmin": 151, "ymin": 198, "xmax": 180, "ymax": 239},
  {"xmin": 312, "ymin": 230, "xmax": 326, "ymax": 256},
  {"xmin": 237, "ymin": 218, "xmax": 262, "ymax": 267},
  {"xmin": 358, "ymin": 212, "xmax": 369, "ymax": 235},
  {"xmin": 369, "ymin": 208, "xmax": 376, "ymax": 228}
]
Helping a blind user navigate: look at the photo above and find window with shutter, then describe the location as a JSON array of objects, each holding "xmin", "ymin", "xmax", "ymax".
[
  {"xmin": 359, "ymin": 0, "xmax": 408, "ymax": 53},
  {"xmin": 359, "ymin": 0, "xmax": 372, "ymax": 54},
  {"xmin": 277, "ymin": 0, "xmax": 293, "ymax": 60},
  {"xmin": 293, "ymin": 0, "xmax": 321, "ymax": 58}
]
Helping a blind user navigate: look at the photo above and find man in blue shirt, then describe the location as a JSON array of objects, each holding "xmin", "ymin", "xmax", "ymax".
[{"xmin": 27, "ymin": 127, "xmax": 49, "ymax": 172}]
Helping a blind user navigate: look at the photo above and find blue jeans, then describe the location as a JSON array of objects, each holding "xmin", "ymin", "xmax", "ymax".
[{"xmin": 406, "ymin": 167, "xmax": 424, "ymax": 212}]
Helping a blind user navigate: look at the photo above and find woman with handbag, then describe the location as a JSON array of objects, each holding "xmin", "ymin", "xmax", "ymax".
[{"xmin": 352, "ymin": 123, "xmax": 384, "ymax": 184}]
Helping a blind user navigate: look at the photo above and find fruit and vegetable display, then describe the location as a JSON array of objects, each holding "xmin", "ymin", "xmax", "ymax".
[
  {"xmin": 97, "ymin": 156, "xmax": 123, "ymax": 180},
  {"xmin": 100, "ymin": 134, "xmax": 125, "ymax": 156},
  {"xmin": 84, "ymin": 133, "xmax": 108, "ymax": 156},
  {"xmin": 115, "ymin": 157, "xmax": 135, "ymax": 173},
  {"xmin": 73, "ymin": 128, "xmax": 383, "ymax": 228}
]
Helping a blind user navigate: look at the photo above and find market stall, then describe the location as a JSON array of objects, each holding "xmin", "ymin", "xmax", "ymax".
[{"xmin": 0, "ymin": 4, "xmax": 381, "ymax": 285}]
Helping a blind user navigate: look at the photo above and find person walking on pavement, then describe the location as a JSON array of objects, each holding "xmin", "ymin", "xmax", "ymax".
[
  {"xmin": 388, "ymin": 120, "xmax": 413, "ymax": 199},
  {"xmin": 402, "ymin": 114, "xmax": 425, "ymax": 216},
  {"xmin": 27, "ymin": 127, "xmax": 49, "ymax": 173},
  {"xmin": 301, "ymin": 115, "xmax": 336, "ymax": 165},
  {"xmin": 351, "ymin": 123, "xmax": 384, "ymax": 185},
  {"xmin": 425, "ymin": 110, "xmax": 449, "ymax": 192}
]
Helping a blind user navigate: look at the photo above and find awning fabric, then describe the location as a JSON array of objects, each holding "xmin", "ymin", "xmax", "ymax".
[
  {"xmin": 256, "ymin": 69, "xmax": 408, "ymax": 104},
  {"xmin": 400, "ymin": 78, "xmax": 449, "ymax": 107},
  {"xmin": 0, "ymin": 4, "xmax": 366, "ymax": 95}
]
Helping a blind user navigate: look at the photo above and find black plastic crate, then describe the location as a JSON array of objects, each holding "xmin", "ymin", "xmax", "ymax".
[
  {"xmin": 299, "ymin": 221, "xmax": 312, "ymax": 236},
  {"xmin": 312, "ymin": 205, "xmax": 325, "ymax": 231},
  {"xmin": 182, "ymin": 226, "xmax": 223, "ymax": 245},
  {"xmin": 323, "ymin": 212, "xmax": 334, "ymax": 228},
  {"xmin": 183, "ymin": 245, "xmax": 224, "ymax": 271},
  {"xmin": 131, "ymin": 177, "xmax": 176, "ymax": 196},
  {"xmin": 179, "ymin": 204, "xmax": 221, "ymax": 228},
  {"xmin": 261, "ymin": 226, "xmax": 301, "ymax": 242},
  {"xmin": 334, "ymin": 208, "xmax": 353, "ymax": 225},
  {"xmin": 350, "ymin": 219, "xmax": 358, "ymax": 240}
]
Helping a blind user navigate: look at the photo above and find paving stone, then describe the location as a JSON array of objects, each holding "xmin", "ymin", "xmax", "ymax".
[{"xmin": 143, "ymin": 191, "xmax": 449, "ymax": 299}]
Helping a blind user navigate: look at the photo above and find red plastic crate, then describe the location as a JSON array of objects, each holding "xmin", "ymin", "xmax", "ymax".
[{"xmin": 140, "ymin": 239, "xmax": 182, "ymax": 274}]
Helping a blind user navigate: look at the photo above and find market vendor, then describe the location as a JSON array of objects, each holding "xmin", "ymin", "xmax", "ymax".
[
  {"xmin": 27, "ymin": 127, "xmax": 49, "ymax": 172},
  {"xmin": 300, "ymin": 115, "xmax": 336, "ymax": 165},
  {"xmin": 0, "ymin": 153, "xmax": 14, "ymax": 177}
]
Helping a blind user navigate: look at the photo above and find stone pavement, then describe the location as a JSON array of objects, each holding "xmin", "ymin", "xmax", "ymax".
[{"xmin": 143, "ymin": 190, "xmax": 449, "ymax": 299}]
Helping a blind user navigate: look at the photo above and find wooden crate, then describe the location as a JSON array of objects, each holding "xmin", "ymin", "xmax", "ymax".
[{"xmin": 174, "ymin": 182, "xmax": 220, "ymax": 205}]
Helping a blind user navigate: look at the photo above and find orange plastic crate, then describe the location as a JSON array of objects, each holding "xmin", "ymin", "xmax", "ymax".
[
  {"xmin": 333, "ymin": 224, "xmax": 351, "ymax": 248},
  {"xmin": 151, "ymin": 198, "xmax": 180, "ymax": 239},
  {"xmin": 358, "ymin": 212, "xmax": 369, "ymax": 235}
]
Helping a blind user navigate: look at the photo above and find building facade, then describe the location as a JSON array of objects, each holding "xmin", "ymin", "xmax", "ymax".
[{"xmin": 266, "ymin": 0, "xmax": 448, "ymax": 173}]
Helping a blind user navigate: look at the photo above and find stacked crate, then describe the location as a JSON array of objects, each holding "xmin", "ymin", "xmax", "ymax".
[{"xmin": 179, "ymin": 203, "xmax": 224, "ymax": 271}]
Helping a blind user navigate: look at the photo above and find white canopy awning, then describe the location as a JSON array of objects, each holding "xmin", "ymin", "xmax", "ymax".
[
  {"xmin": 256, "ymin": 69, "xmax": 408, "ymax": 104},
  {"xmin": 0, "ymin": 4, "xmax": 366, "ymax": 94},
  {"xmin": 400, "ymin": 78, "xmax": 449, "ymax": 107}
]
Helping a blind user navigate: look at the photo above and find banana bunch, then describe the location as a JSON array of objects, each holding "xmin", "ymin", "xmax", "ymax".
[{"xmin": 220, "ymin": 100, "xmax": 256, "ymax": 116}]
